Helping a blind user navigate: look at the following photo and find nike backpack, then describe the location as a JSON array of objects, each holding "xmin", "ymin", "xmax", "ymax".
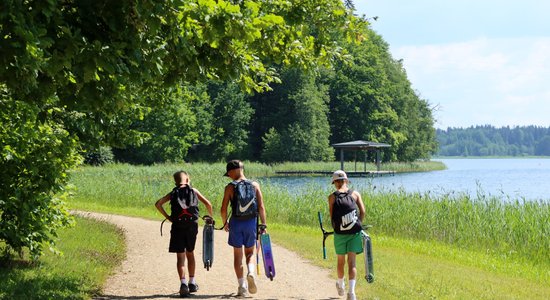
[
  {"xmin": 331, "ymin": 190, "xmax": 362, "ymax": 234},
  {"xmin": 230, "ymin": 180, "xmax": 258, "ymax": 220}
]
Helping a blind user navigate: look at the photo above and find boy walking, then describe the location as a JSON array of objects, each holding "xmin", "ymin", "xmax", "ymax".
[
  {"xmin": 328, "ymin": 170, "xmax": 366, "ymax": 300},
  {"xmin": 155, "ymin": 171, "xmax": 213, "ymax": 297},
  {"xmin": 220, "ymin": 160, "xmax": 267, "ymax": 297}
]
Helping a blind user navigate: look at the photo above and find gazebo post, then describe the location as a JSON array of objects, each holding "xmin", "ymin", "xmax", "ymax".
[
  {"xmin": 340, "ymin": 148, "xmax": 344, "ymax": 170},
  {"xmin": 364, "ymin": 151, "xmax": 367, "ymax": 172},
  {"xmin": 376, "ymin": 149, "xmax": 381, "ymax": 171},
  {"xmin": 354, "ymin": 151, "xmax": 357, "ymax": 172}
]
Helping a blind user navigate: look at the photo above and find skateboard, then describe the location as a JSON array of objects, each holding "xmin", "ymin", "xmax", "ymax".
[
  {"xmin": 361, "ymin": 230, "xmax": 375, "ymax": 283},
  {"xmin": 259, "ymin": 225, "xmax": 276, "ymax": 280},
  {"xmin": 202, "ymin": 216, "xmax": 215, "ymax": 271}
]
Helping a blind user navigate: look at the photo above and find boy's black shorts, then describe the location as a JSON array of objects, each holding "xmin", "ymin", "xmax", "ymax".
[{"xmin": 169, "ymin": 221, "xmax": 198, "ymax": 253}]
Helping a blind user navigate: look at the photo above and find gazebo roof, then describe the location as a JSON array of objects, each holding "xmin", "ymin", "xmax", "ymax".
[{"xmin": 332, "ymin": 140, "xmax": 391, "ymax": 150}]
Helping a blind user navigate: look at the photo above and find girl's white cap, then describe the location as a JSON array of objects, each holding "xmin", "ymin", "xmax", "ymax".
[{"xmin": 331, "ymin": 170, "xmax": 348, "ymax": 183}]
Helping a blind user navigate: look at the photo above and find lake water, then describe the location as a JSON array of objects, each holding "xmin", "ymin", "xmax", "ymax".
[{"xmin": 260, "ymin": 158, "xmax": 550, "ymax": 202}]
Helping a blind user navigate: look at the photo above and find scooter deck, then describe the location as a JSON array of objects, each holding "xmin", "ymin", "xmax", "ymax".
[
  {"xmin": 260, "ymin": 233, "xmax": 276, "ymax": 280},
  {"xmin": 361, "ymin": 231, "xmax": 374, "ymax": 283},
  {"xmin": 202, "ymin": 224, "xmax": 214, "ymax": 270}
]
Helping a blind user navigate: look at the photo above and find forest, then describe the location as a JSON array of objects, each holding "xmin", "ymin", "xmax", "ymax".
[
  {"xmin": 1, "ymin": 0, "xmax": 436, "ymax": 257},
  {"xmin": 109, "ymin": 31, "xmax": 438, "ymax": 165},
  {"xmin": 436, "ymin": 125, "xmax": 550, "ymax": 156}
]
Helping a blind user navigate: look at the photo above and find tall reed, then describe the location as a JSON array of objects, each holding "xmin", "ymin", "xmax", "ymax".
[{"xmin": 68, "ymin": 162, "xmax": 549, "ymax": 265}]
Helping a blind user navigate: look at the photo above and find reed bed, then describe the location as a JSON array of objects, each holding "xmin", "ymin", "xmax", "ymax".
[{"xmin": 68, "ymin": 162, "xmax": 548, "ymax": 266}]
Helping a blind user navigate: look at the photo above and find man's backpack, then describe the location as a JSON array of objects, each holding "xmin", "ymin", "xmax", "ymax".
[{"xmin": 230, "ymin": 180, "xmax": 257, "ymax": 220}]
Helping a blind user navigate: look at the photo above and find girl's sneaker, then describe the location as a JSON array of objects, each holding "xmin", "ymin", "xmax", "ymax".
[
  {"xmin": 188, "ymin": 283, "xmax": 199, "ymax": 293},
  {"xmin": 347, "ymin": 292, "xmax": 356, "ymax": 300}
]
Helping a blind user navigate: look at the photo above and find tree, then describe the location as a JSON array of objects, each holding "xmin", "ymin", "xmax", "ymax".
[
  {"xmin": 325, "ymin": 28, "xmax": 437, "ymax": 161},
  {"xmin": 113, "ymin": 86, "xmax": 207, "ymax": 164},
  {"xmin": 251, "ymin": 68, "xmax": 334, "ymax": 162},
  {"xmin": 0, "ymin": 0, "xmax": 362, "ymax": 258},
  {"xmin": 191, "ymin": 81, "xmax": 254, "ymax": 161},
  {"xmin": 535, "ymin": 136, "xmax": 550, "ymax": 156},
  {"xmin": 0, "ymin": 89, "xmax": 80, "ymax": 259}
]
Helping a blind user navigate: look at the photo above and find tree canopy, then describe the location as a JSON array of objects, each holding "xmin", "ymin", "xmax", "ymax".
[
  {"xmin": 1, "ymin": 0, "xmax": 439, "ymax": 259},
  {"xmin": 0, "ymin": 0, "xmax": 363, "ymax": 258}
]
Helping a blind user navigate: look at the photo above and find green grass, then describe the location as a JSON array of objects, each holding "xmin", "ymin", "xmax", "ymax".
[
  {"xmin": 0, "ymin": 216, "xmax": 125, "ymax": 300},
  {"xmin": 268, "ymin": 224, "xmax": 550, "ymax": 300},
  {"xmin": 62, "ymin": 161, "xmax": 550, "ymax": 299}
]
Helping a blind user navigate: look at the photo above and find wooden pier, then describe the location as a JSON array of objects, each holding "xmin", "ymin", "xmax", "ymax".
[{"xmin": 274, "ymin": 170, "xmax": 395, "ymax": 177}]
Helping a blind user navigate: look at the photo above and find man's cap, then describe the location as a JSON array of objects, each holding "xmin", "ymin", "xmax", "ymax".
[
  {"xmin": 224, "ymin": 160, "xmax": 243, "ymax": 176},
  {"xmin": 331, "ymin": 170, "xmax": 348, "ymax": 183}
]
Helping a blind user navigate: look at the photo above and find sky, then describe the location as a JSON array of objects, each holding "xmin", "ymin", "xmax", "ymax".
[{"xmin": 354, "ymin": 1, "xmax": 550, "ymax": 129}]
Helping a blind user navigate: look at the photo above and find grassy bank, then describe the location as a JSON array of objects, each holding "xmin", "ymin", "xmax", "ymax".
[
  {"xmin": 64, "ymin": 162, "xmax": 549, "ymax": 299},
  {"xmin": 0, "ymin": 216, "xmax": 125, "ymax": 299}
]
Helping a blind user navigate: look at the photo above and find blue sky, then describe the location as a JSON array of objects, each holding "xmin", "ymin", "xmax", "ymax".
[{"xmin": 355, "ymin": 1, "xmax": 550, "ymax": 129}]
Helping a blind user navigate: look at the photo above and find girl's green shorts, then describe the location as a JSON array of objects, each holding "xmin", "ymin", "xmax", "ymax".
[{"xmin": 334, "ymin": 232, "xmax": 363, "ymax": 255}]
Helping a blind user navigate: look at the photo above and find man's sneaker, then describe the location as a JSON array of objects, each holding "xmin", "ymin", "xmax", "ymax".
[
  {"xmin": 237, "ymin": 286, "xmax": 249, "ymax": 297},
  {"xmin": 247, "ymin": 274, "xmax": 257, "ymax": 294},
  {"xmin": 336, "ymin": 282, "xmax": 345, "ymax": 296},
  {"xmin": 179, "ymin": 283, "xmax": 189, "ymax": 297},
  {"xmin": 188, "ymin": 283, "xmax": 199, "ymax": 293},
  {"xmin": 347, "ymin": 292, "xmax": 356, "ymax": 300}
]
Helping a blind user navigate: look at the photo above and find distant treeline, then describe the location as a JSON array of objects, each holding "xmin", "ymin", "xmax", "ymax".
[{"xmin": 436, "ymin": 125, "xmax": 550, "ymax": 156}]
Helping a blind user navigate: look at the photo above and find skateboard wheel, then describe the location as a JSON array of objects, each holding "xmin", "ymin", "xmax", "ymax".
[{"xmin": 366, "ymin": 273, "xmax": 374, "ymax": 283}]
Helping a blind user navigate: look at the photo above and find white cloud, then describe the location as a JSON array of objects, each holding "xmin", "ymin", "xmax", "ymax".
[{"xmin": 391, "ymin": 37, "xmax": 550, "ymax": 128}]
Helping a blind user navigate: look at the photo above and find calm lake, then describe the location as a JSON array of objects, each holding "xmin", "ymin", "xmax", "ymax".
[{"xmin": 261, "ymin": 158, "xmax": 550, "ymax": 202}]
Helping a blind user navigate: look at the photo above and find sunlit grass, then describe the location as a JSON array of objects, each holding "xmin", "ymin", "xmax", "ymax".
[
  {"xmin": 66, "ymin": 162, "xmax": 550, "ymax": 299},
  {"xmin": 68, "ymin": 162, "xmax": 549, "ymax": 266},
  {"xmin": 268, "ymin": 224, "xmax": 550, "ymax": 299},
  {"xmin": 0, "ymin": 216, "xmax": 125, "ymax": 299}
]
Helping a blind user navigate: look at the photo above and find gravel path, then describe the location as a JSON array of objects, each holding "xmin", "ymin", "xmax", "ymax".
[{"xmin": 77, "ymin": 212, "xmax": 339, "ymax": 300}]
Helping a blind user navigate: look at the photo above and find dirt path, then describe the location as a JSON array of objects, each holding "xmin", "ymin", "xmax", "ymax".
[{"xmin": 77, "ymin": 212, "xmax": 339, "ymax": 300}]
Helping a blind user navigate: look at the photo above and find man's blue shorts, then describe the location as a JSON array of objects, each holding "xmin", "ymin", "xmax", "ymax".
[{"xmin": 228, "ymin": 217, "xmax": 257, "ymax": 248}]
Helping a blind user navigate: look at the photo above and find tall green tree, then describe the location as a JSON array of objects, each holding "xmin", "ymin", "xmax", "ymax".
[
  {"xmin": 0, "ymin": 90, "xmax": 80, "ymax": 259},
  {"xmin": 325, "ymin": 28, "xmax": 437, "ymax": 161},
  {"xmin": 253, "ymin": 68, "xmax": 333, "ymax": 162},
  {"xmin": 189, "ymin": 82, "xmax": 254, "ymax": 161},
  {"xmin": 113, "ymin": 86, "xmax": 209, "ymax": 164},
  {"xmin": 0, "ymin": 0, "xmax": 361, "ymax": 258}
]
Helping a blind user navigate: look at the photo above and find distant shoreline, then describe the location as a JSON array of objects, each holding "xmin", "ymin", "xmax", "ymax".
[{"xmin": 432, "ymin": 156, "xmax": 550, "ymax": 159}]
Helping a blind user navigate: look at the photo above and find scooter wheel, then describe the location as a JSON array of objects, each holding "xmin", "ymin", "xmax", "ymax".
[{"xmin": 366, "ymin": 273, "xmax": 374, "ymax": 283}]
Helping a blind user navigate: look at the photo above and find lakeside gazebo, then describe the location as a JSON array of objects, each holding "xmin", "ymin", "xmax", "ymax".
[{"xmin": 332, "ymin": 140, "xmax": 391, "ymax": 172}]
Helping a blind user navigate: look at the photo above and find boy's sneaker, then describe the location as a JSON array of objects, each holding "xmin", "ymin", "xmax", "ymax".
[
  {"xmin": 179, "ymin": 283, "xmax": 189, "ymax": 297},
  {"xmin": 188, "ymin": 283, "xmax": 199, "ymax": 293},
  {"xmin": 347, "ymin": 292, "xmax": 356, "ymax": 300},
  {"xmin": 336, "ymin": 282, "xmax": 345, "ymax": 296},
  {"xmin": 247, "ymin": 273, "xmax": 257, "ymax": 294},
  {"xmin": 237, "ymin": 286, "xmax": 249, "ymax": 297}
]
